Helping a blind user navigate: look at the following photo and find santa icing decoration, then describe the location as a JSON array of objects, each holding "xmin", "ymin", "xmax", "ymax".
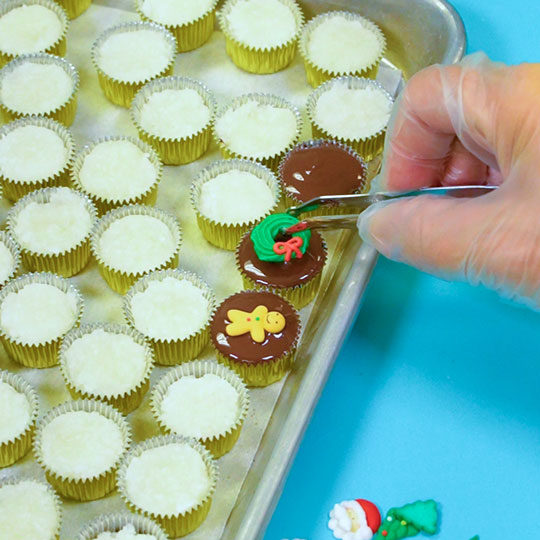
[{"xmin": 328, "ymin": 499, "xmax": 382, "ymax": 540}]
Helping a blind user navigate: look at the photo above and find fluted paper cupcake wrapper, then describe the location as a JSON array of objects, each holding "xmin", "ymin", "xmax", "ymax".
[
  {"xmin": 7, "ymin": 187, "xmax": 98, "ymax": 277},
  {"xmin": 306, "ymin": 76, "xmax": 394, "ymax": 161},
  {"xmin": 91, "ymin": 22, "xmax": 177, "ymax": 107},
  {"xmin": 117, "ymin": 434, "xmax": 218, "ymax": 537},
  {"xmin": 0, "ymin": 0, "xmax": 69, "ymax": 67},
  {"xmin": 0, "ymin": 116, "xmax": 75, "ymax": 202},
  {"xmin": 131, "ymin": 76, "xmax": 217, "ymax": 165},
  {"xmin": 0, "ymin": 53, "xmax": 79, "ymax": 126},
  {"xmin": 56, "ymin": 0, "xmax": 91, "ymax": 19},
  {"xmin": 0, "ymin": 370, "xmax": 39, "ymax": 467},
  {"xmin": 0, "ymin": 272, "xmax": 84, "ymax": 367},
  {"xmin": 151, "ymin": 359, "xmax": 249, "ymax": 457},
  {"xmin": 0, "ymin": 477, "xmax": 62, "ymax": 539},
  {"xmin": 33, "ymin": 399, "xmax": 132, "ymax": 501},
  {"xmin": 90, "ymin": 204, "xmax": 182, "ymax": 294},
  {"xmin": 71, "ymin": 135, "xmax": 163, "ymax": 215},
  {"xmin": 123, "ymin": 269, "xmax": 216, "ymax": 366},
  {"xmin": 76, "ymin": 513, "xmax": 168, "ymax": 540},
  {"xmin": 217, "ymin": 0, "xmax": 304, "ymax": 74},
  {"xmin": 213, "ymin": 93, "xmax": 303, "ymax": 171},
  {"xmin": 59, "ymin": 323, "xmax": 154, "ymax": 414},
  {"xmin": 136, "ymin": 0, "xmax": 218, "ymax": 52},
  {"xmin": 190, "ymin": 158, "xmax": 281, "ymax": 250},
  {"xmin": 299, "ymin": 10, "xmax": 386, "ymax": 88},
  {"xmin": 0, "ymin": 231, "xmax": 21, "ymax": 288}
]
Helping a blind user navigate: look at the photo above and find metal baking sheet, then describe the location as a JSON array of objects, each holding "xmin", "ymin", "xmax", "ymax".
[{"xmin": 0, "ymin": 1, "xmax": 465, "ymax": 539}]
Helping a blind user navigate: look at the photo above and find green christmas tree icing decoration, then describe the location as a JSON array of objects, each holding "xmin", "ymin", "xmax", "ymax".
[{"xmin": 374, "ymin": 500, "xmax": 439, "ymax": 539}]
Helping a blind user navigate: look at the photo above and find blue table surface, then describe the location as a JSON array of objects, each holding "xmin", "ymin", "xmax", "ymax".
[{"xmin": 264, "ymin": 1, "xmax": 540, "ymax": 539}]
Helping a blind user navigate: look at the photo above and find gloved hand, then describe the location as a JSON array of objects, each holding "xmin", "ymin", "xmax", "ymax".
[{"xmin": 357, "ymin": 52, "xmax": 540, "ymax": 308}]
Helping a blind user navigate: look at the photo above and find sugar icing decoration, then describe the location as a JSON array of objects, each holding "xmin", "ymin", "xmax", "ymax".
[
  {"xmin": 329, "ymin": 499, "xmax": 381, "ymax": 540},
  {"xmin": 374, "ymin": 500, "xmax": 438, "ymax": 540},
  {"xmin": 226, "ymin": 305, "xmax": 286, "ymax": 343}
]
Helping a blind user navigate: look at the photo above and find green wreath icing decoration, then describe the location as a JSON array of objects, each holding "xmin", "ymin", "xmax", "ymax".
[{"xmin": 250, "ymin": 213, "xmax": 311, "ymax": 263}]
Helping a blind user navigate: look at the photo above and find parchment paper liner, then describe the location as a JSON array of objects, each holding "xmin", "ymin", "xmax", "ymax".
[
  {"xmin": 278, "ymin": 139, "xmax": 367, "ymax": 216},
  {"xmin": 235, "ymin": 229, "xmax": 328, "ymax": 309},
  {"xmin": 0, "ymin": 370, "xmax": 39, "ymax": 467},
  {"xmin": 130, "ymin": 76, "xmax": 217, "ymax": 165},
  {"xmin": 90, "ymin": 204, "xmax": 182, "ymax": 295},
  {"xmin": 0, "ymin": 272, "xmax": 84, "ymax": 368},
  {"xmin": 71, "ymin": 135, "xmax": 163, "ymax": 215},
  {"xmin": 0, "ymin": 116, "xmax": 75, "ymax": 202},
  {"xmin": 0, "ymin": 231, "xmax": 21, "ymax": 288},
  {"xmin": 0, "ymin": 477, "xmax": 62, "ymax": 540},
  {"xmin": 33, "ymin": 399, "xmax": 132, "ymax": 501},
  {"xmin": 123, "ymin": 269, "xmax": 217, "ymax": 366},
  {"xmin": 190, "ymin": 158, "xmax": 281, "ymax": 250},
  {"xmin": 0, "ymin": 0, "xmax": 69, "ymax": 67},
  {"xmin": 59, "ymin": 323, "xmax": 155, "ymax": 414},
  {"xmin": 91, "ymin": 22, "xmax": 177, "ymax": 108},
  {"xmin": 299, "ymin": 10, "xmax": 386, "ymax": 87},
  {"xmin": 136, "ymin": 0, "xmax": 218, "ymax": 52},
  {"xmin": 7, "ymin": 187, "xmax": 97, "ymax": 277},
  {"xmin": 117, "ymin": 434, "xmax": 218, "ymax": 537},
  {"xmin": 55, "ymin": 0, "xmax": 91, "ymax": 19},
  {"xmin": 151, "ymin": 360, "xmax": 249, "ymax": 457},
  {"xmin": 210, "ymin": 289, "xmax": 301, "ymax": 386},
  {"xmin": 217, "ymin": 0, "xmax": 304, "ymax": 74},
  {"xmin": 76, "ymin": 513, "xmax": 168, "ymax": 540},
  {"xmin": 213, "ymin": 93, "xmax": 303, "ymax": 171},
  {"xmin": 306, "ymin": 76, "xmax": 394, "ymax": 160},
  {"xmin": 0, "ymin": 53, "xmax": 79, "ymax": 126}
]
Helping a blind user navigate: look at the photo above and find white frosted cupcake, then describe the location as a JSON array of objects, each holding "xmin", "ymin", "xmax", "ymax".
[
  {"xmin": 60, "ymin": 323, "xmax": 154, "ymax": 414},
  {"xmin": 0, "ymin": 53, "xmax": 78, "ymax": 125},
  {"xmin": 77, "ymin": 514, "xmax": 168, "ymax": 540},
  {"xmin": 136, "ymin": 0, "xmax": 218, "ymax": 52},
  {"xmin": 123, "ymin": 269, "xmax": 216, "ymax": 366},
  {"xmin": 34, "ymin": 399, "xmax": 131, "ymax": 501},
  {"xmin": 91, "ymin": 22, "xmax": 176, "ymax": 107},
  {"xmin": 71, "ymin": 137, "xmax": 162, "ymax": 215},
  {"xmin": 0, "ymin": 0, "xmax": 69, "ymax": 66},
  {"xmin": 0, "ymin": 478, "xmax": 62, "ymax": 540},
  {"xmin": 0, "ymin": 273, "xmax": 83, "ymax": 368},
  {"xmin": 214, "ymin": 93, "xmax": 302, "ymax": 170},
  {"xmin": 91, "ymin": 205, "xmax": 182, "ymax": 294},
  {"xmin": 130, "ymin": 76, "xmax": 216, "ymax": 165},
  {"xmin": 307, "ymin": 76, "xmax": 393, "ymax": 160},
  {"xmin": 117, "ymin": 435, "xmax": 218, "ymax": 537},
  {"xmin": 0, "ymin": 231, "xmax": 20, "ymax": 288},
  {"xmin": 299, "ymin": 11, "xmax": 386, "ymax": 87},
  {"xmin": 7, "ymin": 187, "xmax": 97, "ymax": 277}
]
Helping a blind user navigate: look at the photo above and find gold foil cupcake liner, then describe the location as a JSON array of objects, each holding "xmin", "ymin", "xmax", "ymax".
[
  {"xmin": 0, "ymin": 477, "xmax": 62, "ymax": 540},
  {"xmin": 150, "ymin": 359, "xmax": 249, "ymax": 457},
  {"xmin": 213, "ymin": 92, "xmax": 303, "ymax": 171},
  {"xmin": 76, "ymin": 513, "xmax": 168, "ymax": 540},
  {"xmin": 217, "ymin": 0, "xmax": 304, "ymax": 74},
  {"xmin": 56, "ymin": 0, "xmax": 91, "ymax": 19},
  {"xmin": 0, "ymin": 53, "xmax": 79, "ymax": 126},
  {"xmin": 90, "ymin": 204, "xmax": 182, "ymax": 295},
  {"xmin": 136, "ymin": 0, "xmax": 218, "ymax": 52},
  {"xmin": 123, "ymin": 269, "xmax": 217, "ymax": 366},
  {"xmin": 0, "ymin": 370, "xmax": 39, "ymax": 467},
  {"xmin": 91, "ymin": 22, "xmax": 177, "ymax": 108},
  {"xmin": 299, "ymin": 10, "xmax": 386, "ymax": 88},
  {"xmin": 306, "ymin": 76, "xmax": 394, "ymax": 161},
  {"xmin": 117, "ymin": 434, "xmax": 218, "ymax": 537},
  {"xmin": 0, "ymin": 116, "xmax": 75, "ymax": 202},
  {"xmin": 190, "ymin": 158, "xmax": 282, "ymax": 250},
  {"xmin": 71, "ymin": 135, "xmax": 163, "ymax": 215},
  {"xmin": 59, "ymin": 323, "xmax": 155, "ymax": 414},
  {"xmin": 0, "ymin": 272, "xmax": 84, "ymax": 368},
  {"xmin": 0, "ymin": 231, "xmax": 21, "ymax": 288},
  {"xmin": 130, "ymin": 76, "xmax": 217, "ymax": 166},
  {"xmin": 33, "ymin": 399, "xmax": 132, "ymax": 501},
  {"xmin": 7, "ymin": 187, "xmax": 98, "ymax": 277},
  {"xmin": 0, "ymin": 0, "xmax": 69, "ymax": 67}
]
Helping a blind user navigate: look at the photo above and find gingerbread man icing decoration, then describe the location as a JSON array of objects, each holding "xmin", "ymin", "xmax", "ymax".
[{"xmin": 226, "ymin": 305, "xmax": 286, "ymax": 343}]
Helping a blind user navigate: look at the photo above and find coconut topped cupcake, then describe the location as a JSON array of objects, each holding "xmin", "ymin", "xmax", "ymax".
[
  {"xmin": 0, "ymin": 232, "xmax": 20, "ymax": 288},
  {"xmin": 94, "ymin": 525, "xmax": 157, "ymax": 539},
  {"xmin": 139, "ymin": 0, "xmax": 215, "ymax": 27},
  {"xmin": 77, "ymin": 514, "xmax": 168, "ymax": 540}
]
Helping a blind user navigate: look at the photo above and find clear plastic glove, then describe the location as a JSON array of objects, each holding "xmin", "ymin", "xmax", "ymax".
[{"xmin": 357, "ymin": 52, "xmax": 540, "ymax": 308}]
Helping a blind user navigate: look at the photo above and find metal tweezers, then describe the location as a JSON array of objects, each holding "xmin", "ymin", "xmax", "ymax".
[{"xmin": 283, "ymin": 185, "xmax": 498, "ymax": 235}]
